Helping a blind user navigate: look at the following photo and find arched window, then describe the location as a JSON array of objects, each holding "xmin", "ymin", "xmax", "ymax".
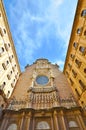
[
  {"xmin": 36, "ymin": 121, "xmax": 50, "ymax": 129},
  {"xmin": 7, "ymin": 123, "xmax": 17, "ymax": 130},
  {"xmin": 69, "ymin": 120, "xmax": 78, "ymax": 128}
]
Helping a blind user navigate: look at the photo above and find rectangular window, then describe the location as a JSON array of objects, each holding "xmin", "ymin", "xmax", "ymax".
[
  {"xmin": 75, "ymin": 59, "xmax": 81, "ymax": 68},
  {"xmin": 7, "ymin": 91, "xmax": 10, "ymax": 97},
  {"xmin": 70, "ymin": 54, "xmax": 75, "ymax": 60},
  {"xmin": 4, "ymin": 43, "xmax": 8, "ymax": 51},
  {"xmin": 72, "ymin": 69, "xmax": 77, "ymax": 78},
  {"xmin": 2, "ymin": 60, "xmax": 9, "ymax": 70},
  {"xmin": 73, "ymin": 42, "xmax": 78, "ymax": 49},
  {"xmin": 7, "ymin": 74, "xmax": 11, "ymax": 80},
  {"xmin": 77, "ymin": 28, "xmax": 82, "ymax": 35},
  {"xmin": 69, "ymin": 78, "xmax": 74, "ymax": 85},
  {"xmin": 81, "ymin": 9, "xmax": 86, "ymax": 17},
  {"xmin": 9, "ymin": 56, "xmax": 12, "ymax": 62},
  {"xmin": 0, "ymin": 47, "xmax": 4, "ymax": 56},
  {"xmin": 75, "ymin": 89, "xmax": 80, "ymax": 97},
  {"xmin": 79, "ymin": 46, "xmax": 86, "ymax": 54},
  {"xmin": 65, "ymin": 71, "xmax": 69, "ymax": 77},
  {"xmin": 79, "ymin": 80, "xmax": 85, "ymax": 90},
  {"xmin": 68, "ymin": 63, "xmax": 72, "ymax": 70},
  {"xmin": 11, "ymin": 79, "xmax": 16, "ymax": 88},
  {"xmin": 0, "ymin": 27, "xmax": 3, "ymax": 37},
  {"xmin": 3, "ymin": 28, "xmax": 6, "ymax": 34},
  {"xmin": 0, "ymin": 82, "xmax": 6, "ymax": 90},
  {"xmin": 2, "ymin": 63, "xmax": 7, "ymax": 70}
]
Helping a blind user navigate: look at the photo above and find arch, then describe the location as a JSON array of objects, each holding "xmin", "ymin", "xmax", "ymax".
[
  {"xmin": 36, "ymin": 121, "xmax": 50, "ymax": 129},
  {"xmin": 7, "ymin": 123, "xmax": 17, "ymax": 130},
  {"xmin": 69, "ymin": 120, "xmax": 78, "ymax": 128}
]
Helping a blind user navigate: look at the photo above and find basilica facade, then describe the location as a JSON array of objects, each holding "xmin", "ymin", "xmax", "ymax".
[{"xmin": 0, "ymin": 59, "xmax": 86, "ymax": 130}]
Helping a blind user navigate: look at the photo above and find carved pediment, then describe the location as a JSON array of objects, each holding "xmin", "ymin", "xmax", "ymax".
[{"xmin": 35, "ymin": 59, "xmax": 50, "ymax": 69}]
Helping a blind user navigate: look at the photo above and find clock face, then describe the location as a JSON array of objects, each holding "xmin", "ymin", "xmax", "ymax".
[{"xmin": 36, "ymin": 76, "xmax": 49, "ymax": 85}]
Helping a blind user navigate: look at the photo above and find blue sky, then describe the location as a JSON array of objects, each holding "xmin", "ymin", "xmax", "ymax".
[{"xmin": 3, "ymin": 0, "xmax": 78, "ymax": 71}]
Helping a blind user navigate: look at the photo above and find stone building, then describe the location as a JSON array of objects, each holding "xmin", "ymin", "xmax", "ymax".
[
  {"xmin": 64, "ymin": 0, "xmax": 86, "ymax": 108},
  {"xmin": 0, "ymin": 0, "xmax": 20, "ymax": 108},
  {"xmin": 0, "ymin": 0, "xmax": 86, "ymax": 130},
  {"xmin": 1, "ymin": 58, "xmax": 86, "ymax": 130}
]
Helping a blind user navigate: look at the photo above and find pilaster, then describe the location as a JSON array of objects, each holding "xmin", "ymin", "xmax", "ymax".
[
  {"xmin": 60, "ymin": 111, "xmax": 67, "ymax": 130},
  {"xmin": 0, "ymin": 113, "xmax": 9, "ymax": 130},
  {"xmin": 26, "ymin": 112, "xmax": 31, "ymax": 130},
  {"xmin": 53, "ymin": 110, "xmax": 59, "ymax": 130}
]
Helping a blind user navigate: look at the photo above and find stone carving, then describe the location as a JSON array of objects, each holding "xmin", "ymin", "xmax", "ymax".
[
  {"xmin": 27, "ymin": 88, "xmax": 60, "ymax": 109},
  {"xmin": 7, "ymin": 124, "xmax": 17, "ymax": 130},
  {"xmin": 36, "ymin": 121, "xmax": 50, "ymax": 129},
  {"xmin": 69, "ymin": 121, "xmax": 78, "ymax": 128}
]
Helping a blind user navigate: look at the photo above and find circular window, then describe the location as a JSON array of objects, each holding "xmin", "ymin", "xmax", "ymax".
[{"xmin": 36, "ymin": 76, "xmax": 49, "ymax": 85}]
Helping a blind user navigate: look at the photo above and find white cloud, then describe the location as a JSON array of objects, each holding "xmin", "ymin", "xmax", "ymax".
[
  {"xmin": 52, "ymin": 59, "xmax": 64, "ymax": 71},
  {"xmin": 4, "ymin": 0, "xmax": 77, "ymax": 70},
  {"xmin": 57, "ymin": 60, "xmax": 64, "ymax": 66},
  {"xmin": 31, "ymin": 16, "xmax": 44, "ymax": 22}
]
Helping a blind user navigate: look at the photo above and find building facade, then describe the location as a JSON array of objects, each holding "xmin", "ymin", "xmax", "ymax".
[
  {"xmin": 0, "ymin": 58, "xmax": 86, "ymax": 130},
  {"xmin": 64, "ymin": 0, "xmax": 86, "ymax": 109},
  {"xmin": 0, "ymin": 0, "xmax": 86, "ymax": 130},
  {"xmin": 0, "ymin": 0, "xmax": 20, "ymax": 107}
]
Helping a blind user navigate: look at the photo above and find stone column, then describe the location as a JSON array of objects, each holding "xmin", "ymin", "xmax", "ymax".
[
  {"xmin": 28, "ymin": 92, "xmax": 32, "ymax": 108},
  {"xmin": 26, "ymin": 112, "xmax": 31, "ymax": 130},
  {"xmin": 0, "ymin": 113, "xmax": 9, "ymax": 130},
  {"xmin": 76, "ymin": 115, "xmax": 83, "ymax": 129},
  {"xmin": 60, "ymin": 111, "xmax": 67, "ymax": 130},
  {"xmin": 51, "ymin": 116, "xmax": 54, "ymax": 130},
  {"xmin": 75, "ymin": 111, "xmax": 86, "ymax": 130},
  {"xmin": 20, "ymin": 112, "xmax": 25, "ymax": 130},
  {"xmin": 32, "ymin": 118, "xmax": 35, "ymax": 130},
  {"xmin": 78, "ymin": 113, "xmax": 86, "ymax": 129},
  {"xmin": 50, "ymin": 77, "xmax": 54, "ymax": 86},
  {"xmin": 53, "ymin": 110, "xmax": 59, "ymax": 130},
  {"xmin": 31, "ymin": 78, "xmax": 34, "ymax": 87}
]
